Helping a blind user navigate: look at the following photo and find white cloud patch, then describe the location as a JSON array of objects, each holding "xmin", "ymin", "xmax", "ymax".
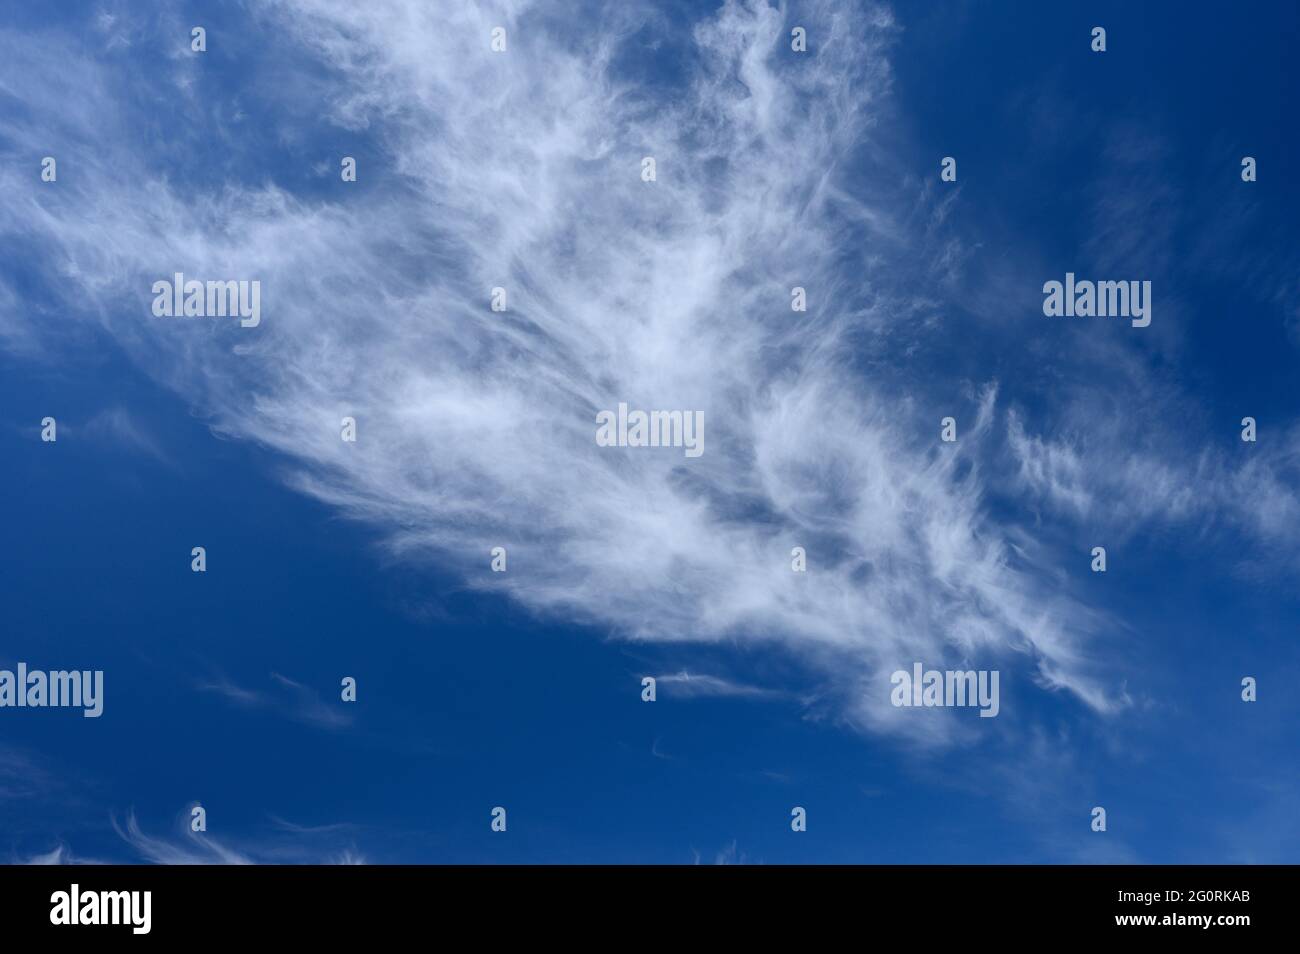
[
  {"xmin": 1007, "ymin": 408, "xmax": 1300, "ymax": 558},
  {"xmin": 0, "ymin": 0, "xmax": 1155, "ymax": 747}
]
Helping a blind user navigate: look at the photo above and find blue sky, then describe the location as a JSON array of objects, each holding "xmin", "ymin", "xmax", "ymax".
[{"xmin": 1, "ymin": 0, "xmax": 1298, "ymax": 864}]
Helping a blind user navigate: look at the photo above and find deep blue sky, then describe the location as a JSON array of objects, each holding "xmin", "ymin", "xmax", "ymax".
[{"xmin": 1, "ymin": 0, "xmax": 1298, "ymax": 864}]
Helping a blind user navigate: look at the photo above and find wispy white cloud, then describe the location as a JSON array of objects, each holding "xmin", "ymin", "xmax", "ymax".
[
  {"xmin": 267, "ymin": 815, "xmax": 356, "ymax": 835},
  {"xmin": 269, "ymin": 672, "xmax": 352, "ymax": 729},
  {"xmin": 196, "ymin": 675, "xmax": 266, "ymax": 708},
  {"xmin": 16, "ymin": 844, "xmax": 110, "ymax": 865},
  {"xmin": 654, "ymin": 671, "xmax": 783, "ymax": 700},
  {"xmin": 0, "ymin": 744, "xmax": 58, "ymax": 802},
  {"xmin": 8, "ymin": 0, "xmax": 1277, "ymax": 752},
  {"xmin": 80, "ymin": 406, "xmax": 177, "ymax": 467},
  {"xmin": 691, "ymin": 839, "xmax": 758, "ymax": 865},
  {"xmin": 198, "ymin": 671, "xmax": 352, "ymax": 730},
  {"xmin": 1007, "ymin": 408, "xmax": 1300, "ymax": 560},
  {"xmin": 113, "ymin": 810, "xmax": 255, "ymax": 865},
  {"xmin": 111, "ymin": 809, "xmax": 366, "ymax": 865}
]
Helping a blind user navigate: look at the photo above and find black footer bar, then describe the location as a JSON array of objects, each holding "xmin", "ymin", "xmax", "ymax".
[{"xmin": 0, "ymin": 864, "xmax": 1284, "ymax": 940}]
